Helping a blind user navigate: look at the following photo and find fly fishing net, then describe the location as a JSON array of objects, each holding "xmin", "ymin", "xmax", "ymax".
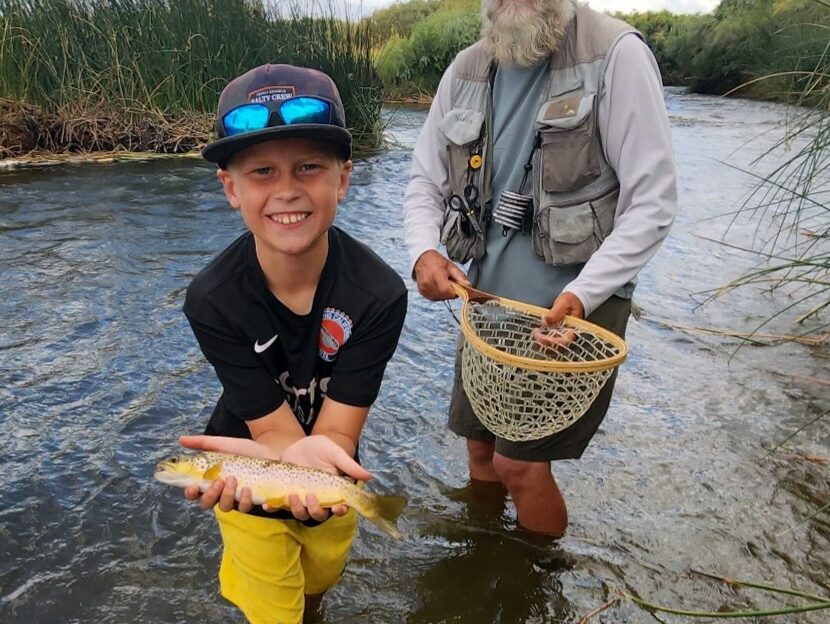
[{"xmin": 453, "ymin": 283, "xmax": 628, "ymax": 442}]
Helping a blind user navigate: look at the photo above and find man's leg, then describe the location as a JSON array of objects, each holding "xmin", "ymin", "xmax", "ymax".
[
  {"xmin": 467, "ymin": 438, "xmax": 500, "ymax": 481},
  {"xmin": 486, "ymin": 296, "xmax": 632, "ymax": 536},
  {"xmin": 492, "ymin": 454, "xmax": 567, "ymax": 536}
]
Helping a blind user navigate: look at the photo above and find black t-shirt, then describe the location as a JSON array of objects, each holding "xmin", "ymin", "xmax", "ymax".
[{"xmin": 183, "ymin": 226, "xmax": 407, "ymax": 438}]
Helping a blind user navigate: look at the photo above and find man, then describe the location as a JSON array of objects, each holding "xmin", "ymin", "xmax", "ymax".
[{"xmin": 402, "ymin": 0, "xmax": 677, "ymax": 536}]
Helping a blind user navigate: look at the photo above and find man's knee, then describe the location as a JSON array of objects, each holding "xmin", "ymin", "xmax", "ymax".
[
  {"xmin": 491, "ymin": 453, "xmax": 541, "ymax": 489},
  {"xmin": 467, "ymin": 438, "xmax": 495, "ymax": 465}
]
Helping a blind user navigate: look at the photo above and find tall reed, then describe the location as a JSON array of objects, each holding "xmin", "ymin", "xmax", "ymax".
[
  {"xmin": 0, "ymin": 0, "xmax": 383, "ymax": 154},
  {"xmin": 713, "ymin": 3, "xmax": 829, "ymax": 339}
]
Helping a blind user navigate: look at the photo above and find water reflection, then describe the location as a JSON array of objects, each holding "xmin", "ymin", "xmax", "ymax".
[
  {"xmin": 1, "ymin": 91, "xmax": 828, "ymax": 623},
  {"xmin": 408, "ymin": 483, "xmax": 575, "ymax": 624}
]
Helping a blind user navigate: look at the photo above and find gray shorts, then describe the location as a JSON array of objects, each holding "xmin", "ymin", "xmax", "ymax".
[{"xmin": 448, "ymin": 295, "xmax": 631, "ymax": 462}]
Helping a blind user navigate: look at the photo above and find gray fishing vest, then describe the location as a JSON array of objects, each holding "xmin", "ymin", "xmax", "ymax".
[{"xmin": 439, "ymin": 7, "xmax": 641, "ymax": 266}]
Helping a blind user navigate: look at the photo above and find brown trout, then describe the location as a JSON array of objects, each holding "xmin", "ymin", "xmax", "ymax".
[{"xmin": 154, "ymin": 451, "xmax": 406, "ymax": 538}]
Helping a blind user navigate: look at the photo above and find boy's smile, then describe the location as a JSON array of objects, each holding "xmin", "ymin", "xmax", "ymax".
[{"xmin": 217, "ymin": 138, "xmax": 352, "ymax": 265}]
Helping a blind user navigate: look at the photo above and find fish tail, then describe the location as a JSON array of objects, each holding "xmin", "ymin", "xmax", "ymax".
[{"xmin": 365, "ymin": 494, "xmax": 407, "ymax": 539}]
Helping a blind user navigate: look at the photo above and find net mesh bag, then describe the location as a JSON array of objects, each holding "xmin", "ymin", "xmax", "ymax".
[{"xmin": 453, "ymin": 283, "xmax": 628, "ymax": 442}]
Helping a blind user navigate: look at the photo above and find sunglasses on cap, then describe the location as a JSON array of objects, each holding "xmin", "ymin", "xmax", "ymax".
[{"xmin": 221, "ymin": 96, "xmax": 340, "ymax": 137}]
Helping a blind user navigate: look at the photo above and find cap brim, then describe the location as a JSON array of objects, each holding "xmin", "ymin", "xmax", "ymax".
[{"xmin": 202, "ymin": 124, "xmax": 352, "ymax": 166}]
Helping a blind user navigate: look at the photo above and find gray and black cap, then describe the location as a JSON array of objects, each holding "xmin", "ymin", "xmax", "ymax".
[{"xmin": 202, "ymin": 63, "xmax": 352, "ymax": 167}]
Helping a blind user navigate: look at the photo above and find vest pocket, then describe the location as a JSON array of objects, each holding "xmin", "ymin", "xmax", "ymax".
[
  {"xmin": 441, "ymin": 207, "xmax": 486, "ymax": 262},
  {"xmin": 532, "ymin": 187, "xmax": 618, "ymax": 266},
  {"xmin": 439, "ymin": 108, "xmax": 487, "ymax": 263},
  {"xmin": 536, "ymin": 94, "xmax": 600, "ymax": 193},
  {"xmin": 440, "ymin": 107, "xmax": 485, "ymax": 191}
]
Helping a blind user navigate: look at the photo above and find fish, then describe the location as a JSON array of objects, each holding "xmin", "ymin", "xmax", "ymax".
[{"xmin": 154, "ymin": 451, "xmax": 407, "ymax": 539}]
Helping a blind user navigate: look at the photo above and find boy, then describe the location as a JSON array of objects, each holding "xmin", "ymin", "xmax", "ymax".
[{"xmin": 178, "ymin": 64, "xmax": 407, "ymax": 623}]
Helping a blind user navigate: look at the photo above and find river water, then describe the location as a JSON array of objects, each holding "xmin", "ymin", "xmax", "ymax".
[{"xmin": 1, "ymin": 89, "xmax": 828, "ymax": 623}]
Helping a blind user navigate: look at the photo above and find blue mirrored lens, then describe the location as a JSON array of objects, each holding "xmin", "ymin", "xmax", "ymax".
[
  {"xmin": 223, "ymin": 104, "xmax": 270, "ymax": 136},
  {"xmin": 280, "ymin": 97, "xmax": 331, "ymax": 125}
]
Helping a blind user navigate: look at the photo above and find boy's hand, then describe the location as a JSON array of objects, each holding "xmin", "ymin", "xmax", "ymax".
[
  {"xmin": 282, "ymin": 435, "xmax": 372, "ymax": 521},
  {"xmin": 179, "ymin": 435, "xmax": 279, "ymax": 513},
  {"xmin": 176, "ymin": 434, "xmax": 371, "ymax": 520},
  {"xmin": 282, "ymin": 435, "xmax": 370, "ymax": 479}
]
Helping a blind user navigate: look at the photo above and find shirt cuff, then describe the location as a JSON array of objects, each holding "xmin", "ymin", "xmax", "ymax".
[{"xmin": 562, "ymin": 286, "xmax": 593, "ymax": 319}]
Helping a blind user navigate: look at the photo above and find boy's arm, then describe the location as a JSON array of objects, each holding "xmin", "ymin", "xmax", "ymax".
[{"xmin": 309, "ymin": 399, "xmax": 369, "ymax": 458}]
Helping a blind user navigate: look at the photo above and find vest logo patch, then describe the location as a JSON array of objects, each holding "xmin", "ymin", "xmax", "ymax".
[
  {"xmin": 319, "ymin": 307, "xmax": 352, "ymax": 361},
  {"xmin": 543, "ymin": 93, "xmax": 582, "ymax": 120}
]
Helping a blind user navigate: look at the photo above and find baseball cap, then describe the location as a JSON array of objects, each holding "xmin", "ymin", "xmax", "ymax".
[{"xmin": 202, "ymin": 64, "xmax": 352, "ymax": 167}]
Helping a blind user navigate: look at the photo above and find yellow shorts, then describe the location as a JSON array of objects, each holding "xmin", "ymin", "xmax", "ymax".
[{"xmin": 214, "ymin": 507, "xmax": 358, "ymax": 624}]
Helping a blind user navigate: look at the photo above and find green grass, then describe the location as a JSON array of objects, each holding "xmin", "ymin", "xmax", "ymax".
[{"xmin": 0, "ymin": 0, "xmax": 383, "ymax": 155}]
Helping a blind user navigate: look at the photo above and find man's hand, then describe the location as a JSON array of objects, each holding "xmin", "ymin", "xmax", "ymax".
[
  {"xmin": 534, "ymin": 292, "xmax": 584, "ymax": 349},
  {"xmin": 179, "ymin": 435, "xmax": 278, "ymax": 513},
  {"xmin": 413, "ymin": 249, "xmax": 470, "ymax": 301}
]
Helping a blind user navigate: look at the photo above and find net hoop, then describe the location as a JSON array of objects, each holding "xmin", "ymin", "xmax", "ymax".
[
  {"xmin": 451, "ymin": 282, "xmax": 629, "ymax": 441},
  {"xmin": 452, "ymin": 283, "xmax": 628, "ymax": 372}
]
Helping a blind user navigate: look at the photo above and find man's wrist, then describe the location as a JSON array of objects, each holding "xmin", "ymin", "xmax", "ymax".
[{"xmin": 411, "ymin": 247, "xmax": 441, "ymax": 279}]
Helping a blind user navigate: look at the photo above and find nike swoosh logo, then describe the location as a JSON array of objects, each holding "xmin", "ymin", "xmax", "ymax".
[{"xmin": 254, "ymin": 334, "xmax": 278, "ymax": 353}]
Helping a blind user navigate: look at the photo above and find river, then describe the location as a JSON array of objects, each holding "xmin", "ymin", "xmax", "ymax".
[{"xmin": 1, "ymin": 88, "xmax": 828, "ymax": 623}]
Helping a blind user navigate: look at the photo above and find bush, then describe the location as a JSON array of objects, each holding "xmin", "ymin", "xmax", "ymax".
[{"xmin": 376, "ymin": 7, "xmax": 480, "ymax": 97}]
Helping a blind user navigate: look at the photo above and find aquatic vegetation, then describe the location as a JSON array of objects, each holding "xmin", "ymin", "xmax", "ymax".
[
  {"xmin": 709, "ymin": 3, "xmax": 829, "ymax": 342},
  {"xmin": 0, "ymin": 0, "xmax": 383, "ymax": 157},
  {"xmin": 626, "ymin": 570, "xmax": 830, "ymax": 619}
]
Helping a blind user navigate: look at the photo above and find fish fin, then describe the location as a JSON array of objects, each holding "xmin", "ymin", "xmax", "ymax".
[
  {"xmin": 203, "ymin": 462, "xmax": 223, "ymax": 481},
  {"xmin": 366, "ymin": 495, "xmax": 407, "ymax": 540},
  {"xmin": 265, "ymin": 496, "xmax": 287, "ymax": 509}
]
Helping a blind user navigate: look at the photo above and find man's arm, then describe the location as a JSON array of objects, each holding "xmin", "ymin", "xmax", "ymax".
[
  {"xmin": 559, "ymin": 34, "xmax": 678, "ymax": 318},
  {"xmin": 402, "ymin": 63, "xmax": 471, "ymax": 300}
]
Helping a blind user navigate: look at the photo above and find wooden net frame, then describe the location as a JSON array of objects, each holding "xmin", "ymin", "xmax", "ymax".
[{"xmin": 452, "ymin": 283, "xmax": 628, "ymax": 441}]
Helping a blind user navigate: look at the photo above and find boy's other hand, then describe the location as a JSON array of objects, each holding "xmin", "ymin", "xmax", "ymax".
[
  {"xmin": 183, "ymin": 475, "xmax": 255, "ymax": 513},
  {"xmin": 282, "ymin": 435, "xmax": 370, "ymax": 480},
  {"xmin": 281, "ymin": 435, "xmax": 372, "ymax": 519},
  {"xmin": 413, "ymin": 250, "xmax": 470, "ymax": 301}
]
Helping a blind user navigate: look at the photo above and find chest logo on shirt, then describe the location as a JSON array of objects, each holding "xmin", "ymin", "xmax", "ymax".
[
  {"xmin": 318, "ymin": 307, "xmax": 352, "ymax": 361},
  {"xmin": 253, "ymin": 333, "xmax": 279, "ymax": 354}
]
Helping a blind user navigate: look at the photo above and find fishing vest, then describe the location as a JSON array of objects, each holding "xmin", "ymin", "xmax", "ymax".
[{"xmin": 439, "ymin": 6, "xmax": 642, "ymax": 266}]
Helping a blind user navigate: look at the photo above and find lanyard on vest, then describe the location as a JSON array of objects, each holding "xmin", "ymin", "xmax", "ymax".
[{"xmin": 492, "ymin": 132, "xmax": 541, "ymax": 236}]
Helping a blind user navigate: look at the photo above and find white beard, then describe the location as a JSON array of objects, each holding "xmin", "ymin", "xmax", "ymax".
[{"xmin": 481, "ymin": 0, "xmax": 576, "ymax": 67}]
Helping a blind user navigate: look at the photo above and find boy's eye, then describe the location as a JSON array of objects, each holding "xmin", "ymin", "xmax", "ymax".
[
  {"xmin": 300, "ymin": 163, "xmax": 320, "ymax": 172},
  {"xmin": 253, "ymin": 167, "xmax": 272, "ymax": 175}
]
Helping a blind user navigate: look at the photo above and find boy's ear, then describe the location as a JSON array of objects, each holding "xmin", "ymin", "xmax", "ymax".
[
  {"xmin": 337, "ymin": 159, "xmax": 353, "ymax": 201},
  {"xmin": 216, "ymin": 168, "xmax": 241, "ymax": 210}
]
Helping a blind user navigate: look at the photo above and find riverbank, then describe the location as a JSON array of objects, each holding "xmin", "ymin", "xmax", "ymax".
[
  {"xmin": 0, "ymin": 98, "xmax": 211, "ymax": 164},
  {"xmin": 0, "ymin": 97, "xmax": 421, "ymax": 169}
]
